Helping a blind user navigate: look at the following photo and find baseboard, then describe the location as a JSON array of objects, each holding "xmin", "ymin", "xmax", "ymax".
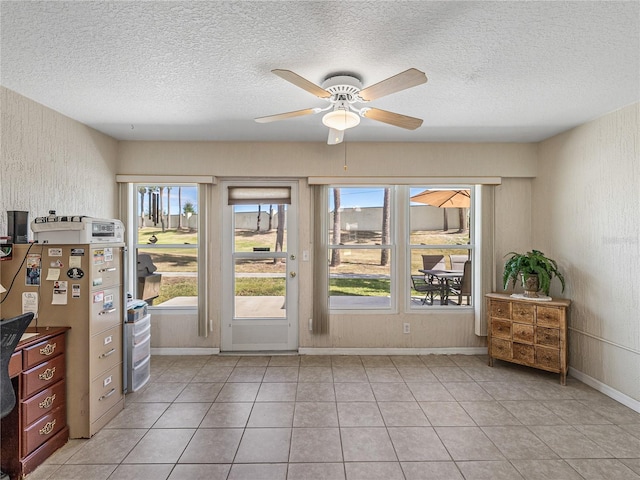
[
  {"xmin": 150, "ymin": 347, "xmax": 220, "ymax": 355},
  {"xmin": 569, "ymin": 367, "xmax": 640, "ymax": 413},
  {"xmin": 298, "ymin": 347, "xmax": 488, "ymax": 356}
]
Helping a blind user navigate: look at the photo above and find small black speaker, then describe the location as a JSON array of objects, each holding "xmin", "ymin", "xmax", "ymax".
[{"xmin": 7, "ymin": 211, "xmax": 29, "ymax": 244}]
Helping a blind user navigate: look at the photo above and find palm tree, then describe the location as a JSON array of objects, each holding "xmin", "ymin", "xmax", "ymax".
[
  {"xmin": 330, "ymin": 188, "xmax": 341, "ymax": 267},
  {"xmin": 158, "ymin": 186, "xmax": 165, "ymax": 231},
  {"xmin": 138, "ymin": 186, "xmax": 147, "ymax": 228},
  {"xmin": 166, "ymin": 187, "xmax": 172, "ymax": 229},
  {"xmin": 178, "ymin": 187, "xmax": 183, "ymax": 229},
  {"xmin": 380, "ymin": 188, "xmax": 390, "ymax": 266},
  {"xmin": 274, "ymin": 205, "xmax": 285, "ymax": 264}
]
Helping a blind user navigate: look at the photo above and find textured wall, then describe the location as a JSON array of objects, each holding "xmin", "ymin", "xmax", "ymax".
[
  {"xmin": 0, "ymin": 87, "xmax": 118, "ymax": 237},
  {"xmin": 535, "ymin": 103, "xmax": 639, "ymax": 404}
]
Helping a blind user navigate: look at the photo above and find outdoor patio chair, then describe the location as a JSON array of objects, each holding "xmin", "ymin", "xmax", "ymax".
[
  {"xmin": 449, "ymin": 254, "xmax": 469, "ymax": 271},
  {"xmin": 448, "ymin": 260, "xmax": 471, "ymax": 305},
  {"xmin": 411, "ymin": 275, "xmax": 442, "ymax": 305},
  {"xmin": 421, "ymin": 254, "xmax": 445, "ymax": 271}
]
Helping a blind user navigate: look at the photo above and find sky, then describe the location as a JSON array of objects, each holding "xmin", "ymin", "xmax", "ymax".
[
  {"xmin": 139, "ymin": 186, "xmax": 446, "ymax": 214},
  {"xmin": 139, "ymin": 186, "xmax": 198, "ymax": 214}
]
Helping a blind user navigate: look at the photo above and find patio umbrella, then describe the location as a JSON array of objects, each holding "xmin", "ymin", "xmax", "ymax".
[{"xmin": 410, "ymin": 189, "xmax": 471, "ymax": 208}]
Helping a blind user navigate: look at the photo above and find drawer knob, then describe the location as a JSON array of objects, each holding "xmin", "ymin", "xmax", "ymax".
[
  {"xmin": 39, "ymin": 420, "xmax": 56, "ymax": 435},
  {"xmin": 39, "ymin": 343, "xmax": 57, "ymax": 356},
  {"xmin": 39, "ymin": 394, "xmax": 57, "ymax": 409},
  {"xmin": 38, "ymin": 367, "xmax": 56, "ymax": 381}
]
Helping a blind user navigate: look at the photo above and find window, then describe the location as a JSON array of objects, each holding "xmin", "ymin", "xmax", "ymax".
[
  {"xmin": 328, "ymin": 187, "xmax": 394, "ymax": 310},
  {"xmin": 409, "ymin": 187, "xmax": 473, "ymax": 308},
  {"xmin": 323, "ymin": 185, "xmax": 475, "ymax": 311},
  {"xmin": 134, "ymin": 184, "xmax": 199, "ymax": 308}
]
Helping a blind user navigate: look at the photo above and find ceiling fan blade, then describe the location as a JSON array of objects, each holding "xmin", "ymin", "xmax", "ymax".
[
  {"xmin": 272, "ymin": 69, "xmax": 332, "ymax": 98},
  {"xmin": 255, "ymin": 108, "xmax": 320, "ymax": 123},
  {"xmin": 361, "ymin": 107, "xmax": 423, "ymax": 130},
  {"xmin": 358, "ymin": 68, "xmax": 427, "ymax": 102},
  {"xmin": 327, "ymin": 128, "xmax": 344, "ymax": 145}
]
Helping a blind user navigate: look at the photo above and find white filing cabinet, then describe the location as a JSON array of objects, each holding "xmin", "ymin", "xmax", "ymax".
[{"xmin": 125, "ymin": 302, "xmax": 151, "ymax": 392}]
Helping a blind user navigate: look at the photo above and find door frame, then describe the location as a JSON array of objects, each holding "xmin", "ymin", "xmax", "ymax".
[{"xmin": 220, "ymin": 180, "xmax": 299, "ymax": 352}]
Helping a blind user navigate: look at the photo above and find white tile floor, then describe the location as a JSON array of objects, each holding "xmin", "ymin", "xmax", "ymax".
[{"xmin": 30, "ymin": 354, "xmax": 640, "ymax": 480}]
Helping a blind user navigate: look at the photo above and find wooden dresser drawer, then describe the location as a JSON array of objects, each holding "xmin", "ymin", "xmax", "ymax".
[
  {"xmin": 90, "ymin": 364, "xmax": 123, "ymax": 422},
  {"xmin": 22, "ymin": 406, "xmax": 66, "ymax": 457},
  {"xmin": 90, "ymin": 325, "xmax": 122, "ymax": 380},
  {"xmin": 491, "ymin": 319, "xmax": 512, "ymax": 339},
  {"xmin": 22, "ymin": 354, "xmax": 66, "ymax": 399},
  {"xmin": 22, "ymin": 380, "xmax": 66, "ymax": 427},
  {"xmin": 9, "ymin": 351, "xmax": 22, "ymax": 378},
  {"xmin": 491, "ymin": 338, "xmax": 512, "ymax": 359},
  {"xmin": 512, "ymin": 343, "xmax": 535, "ymax": 363},
  {"xmin": 536, "ymin": 326, "xmax": 560, "ymax": 347},
  {"xmin": 513, "ymin": 323, "xmax": 534, "ymax": 344},
  {"xmin": 536, "ymin": 306, "xmax": 561, "ymax": 327},
  {"xmin": 536, "ymin": 346, "xmax": 560, "ymax": 370},
  {"xmin": 490, "ymin": 300, "xmax": 511, "ymax": 319},
  {"xmin": 23, "ymin": 333, "xmax": 66, "ymax": 370},
  {"xmin": 512, "ymin": 303, "xmax": 534, "ymax": 324}
]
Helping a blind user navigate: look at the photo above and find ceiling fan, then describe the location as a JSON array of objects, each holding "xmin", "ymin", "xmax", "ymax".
[{"xmin": 255, "ymin": 68, "xmax": 428, "ymax": 145}]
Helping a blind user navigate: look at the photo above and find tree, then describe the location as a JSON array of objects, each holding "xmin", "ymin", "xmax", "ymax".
[
  {"xmin": 256, "ymin": 205, "xmax": 262, "ymax": 232},
  {"xmin": 330, "ymin": 188, "xmax": 341, "ymax": 267},
  {"xmin": 138, "ymin": 186, "xmax": 147, "ymax": 228},
  {"xmin": 183, "ymin": 201, "xmax": 195, "ymax": 230},
  {"xmin": 274, "ymin": 204, "xmax": 285, "ymax": 262},
  {"xmin": 178, "ymin": 187, "xmax": 183, "ymax": 229},
  {"xmin": 267, "ymin": 205, "xmax": 274, "ymax": 230},
  {"xmin": 166, "ymin": 187, "xmax": 172, "ymax": 229},
  {"xmin": 380, "ymin": 188, "xmax": 390, "ymax": 266},
  {"xmin": 158, "ymin": 186, "xmax": 165, "ymax": 231},
  {"xmin": 457, "ymin": 208, "xmax": 469, "ymax": 233}
]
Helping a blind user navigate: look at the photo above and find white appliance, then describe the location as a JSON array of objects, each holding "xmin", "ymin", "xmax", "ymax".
[{"xmin": 32, "ymin": 214, "xmax": 124, "ymax": 244}]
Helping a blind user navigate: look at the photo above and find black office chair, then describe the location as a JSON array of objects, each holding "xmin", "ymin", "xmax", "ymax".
[{"xmin": 1, "ymin": 313, "xmax": 33, "ymax": 480}]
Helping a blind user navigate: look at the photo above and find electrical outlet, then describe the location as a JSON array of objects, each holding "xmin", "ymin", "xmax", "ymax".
[{"xmin": 403, "ymin": 323, "xmax": 410, "ymax": 334}]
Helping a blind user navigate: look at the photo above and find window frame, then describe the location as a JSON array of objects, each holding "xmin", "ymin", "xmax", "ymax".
[
  {"xmin": 406, "ymin": 185, "xmax": 475, "ymax": 311},
  {"xmin": 327, "ymin": 185, "xmax": 397, "ymax": 313},
  {"xmin": 132, "ymin": 183, "xmax": 200, "ymax": 311}
]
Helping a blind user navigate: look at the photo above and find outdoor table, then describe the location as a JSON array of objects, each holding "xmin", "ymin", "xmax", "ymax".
[{"xmin": 419, "ymin": 269, "xmax": 463, "ymax": 305}]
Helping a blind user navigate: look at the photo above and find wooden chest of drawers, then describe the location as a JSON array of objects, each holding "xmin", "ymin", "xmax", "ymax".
[
  {"xmin": 486, "ymin": 293, "xmax": 570, "ymax": 384},
  {"xmin": 1, "ymin": 327, "xmax": 70, "ymax": 479}
]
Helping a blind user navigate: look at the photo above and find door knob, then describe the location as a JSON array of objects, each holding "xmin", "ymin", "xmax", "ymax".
[{"xmin": 290, "ymin": 272, "xmax": 297, "ymax": 278}]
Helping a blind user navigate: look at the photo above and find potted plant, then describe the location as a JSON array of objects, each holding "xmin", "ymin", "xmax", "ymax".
[{"xmin": 503, "ymin": 249, "xmax": 565, "ymax": 298}]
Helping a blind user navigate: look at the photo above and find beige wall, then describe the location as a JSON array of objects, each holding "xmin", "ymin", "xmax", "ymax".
[
  {"xmin": 117, "ymin": 141, "xmax": 537, "ymax": 351},
  {"xmin": 0, "ymin": 87, "xmax": 119, "ymax": 234},
  {"xmin": 535, "ymin": 103, "xmax": 639, "ymax": 404}
]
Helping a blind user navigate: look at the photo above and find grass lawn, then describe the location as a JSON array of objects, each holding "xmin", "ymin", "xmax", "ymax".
[{"xmin": 138, "ymin": 226, "xmax": 470, "ymax": 300}]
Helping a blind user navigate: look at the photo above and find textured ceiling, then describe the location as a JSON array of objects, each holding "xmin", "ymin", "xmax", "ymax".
[{"xmin": 1, "ymin": 1, "xmax": 639, "ymax": 143}]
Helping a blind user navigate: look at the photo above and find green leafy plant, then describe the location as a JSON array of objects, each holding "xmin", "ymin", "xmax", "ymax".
[{"xmin": 503, "ymin": 249, "xmax": 565, "ymax": 296}]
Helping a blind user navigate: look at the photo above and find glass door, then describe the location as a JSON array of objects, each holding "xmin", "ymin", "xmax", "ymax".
[{"xmin": 221, "ymin": 182, "xmax": 298, "ymax": 351}]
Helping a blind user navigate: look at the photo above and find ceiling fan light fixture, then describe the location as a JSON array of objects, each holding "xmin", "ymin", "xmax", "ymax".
[{"xmin": 322, "ymin": 109, "xmax": 360, "ymax": 131}]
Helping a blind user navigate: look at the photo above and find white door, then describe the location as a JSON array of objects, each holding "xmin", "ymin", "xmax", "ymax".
[{"xmin": 221, "ymin": 181, "xmax": 298, "ymax": 351}]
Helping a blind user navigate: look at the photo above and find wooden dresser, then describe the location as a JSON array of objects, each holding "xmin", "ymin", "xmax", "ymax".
[
  {"xmin": 486, "ymin": 293, "xmax": 571, "ymax": 384},
  {"xmin": 1, "ymin": 327, "xmax": 70, "ymax": 479}
]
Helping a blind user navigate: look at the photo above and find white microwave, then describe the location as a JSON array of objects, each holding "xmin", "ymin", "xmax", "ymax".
[{"xmin": 31, "ymin": 216, "xmax": 124, "ymax": 244}]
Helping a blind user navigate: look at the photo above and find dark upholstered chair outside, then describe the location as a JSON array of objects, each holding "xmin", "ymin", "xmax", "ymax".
[
  {"xmin": 449, "ymin": 260, "xmax": 472, "ymax": 305},
  {"xmin": 410, "ymin": 275, "xmax": 442, "ymax": 305}
]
